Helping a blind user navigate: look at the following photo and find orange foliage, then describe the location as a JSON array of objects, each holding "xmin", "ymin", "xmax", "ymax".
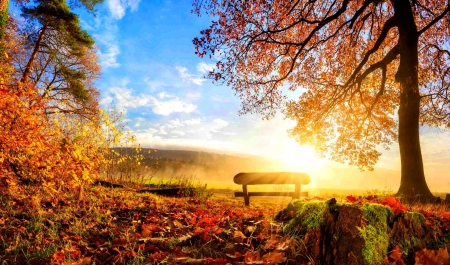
[
  {"xmin": 194, "ymin": 0, "xmax": 450, "ymax": 198},
  {"xmin": 0, "ymin": 81, "xmax": 101, "ymax": 197}
]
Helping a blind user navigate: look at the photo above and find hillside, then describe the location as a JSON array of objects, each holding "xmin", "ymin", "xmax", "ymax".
[{"xmin": 111, "ymin": 148, "xmax": 285, "ymax": 184}]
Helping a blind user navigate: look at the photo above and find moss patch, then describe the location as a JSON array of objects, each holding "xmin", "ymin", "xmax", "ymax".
[
  {"xmin": 0, "ymin": 5, "xmax": 7, "ymax": 56},
  {"xmin": 358, "ymin": 204, "xmax": 392, "ymax": 265},
  {"xmin": 404, "ymin": 212, "xmax": 425, "ymax": 226},
  {"xmin": 282, "ymin": 200, "xmax": 329, "ymax": 234}
]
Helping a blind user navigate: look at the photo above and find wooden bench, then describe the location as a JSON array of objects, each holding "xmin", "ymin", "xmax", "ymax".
[{"xmin": 234, "ymin": 172, "xmax": 310, "ymax": 206}]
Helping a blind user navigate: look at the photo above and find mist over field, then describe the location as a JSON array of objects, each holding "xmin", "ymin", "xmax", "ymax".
[{"xmin": 121, "ymin": 147, "xmax": 450, "ymax": 195}]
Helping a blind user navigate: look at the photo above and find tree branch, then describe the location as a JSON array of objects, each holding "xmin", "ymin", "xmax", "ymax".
[{"xmin": 418, "ymin": 3, "xmax": 450, "ymax": 36}]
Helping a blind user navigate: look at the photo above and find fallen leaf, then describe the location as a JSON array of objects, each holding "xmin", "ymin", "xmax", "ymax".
[
  {"xmin": 173, "ymin": 220, "xmax": 183, "ymax": 228},
  {"xmin": 415, "ymin": 248, "xmax": 450, "ymax": 265},
  {"xmin": 63, "ymin": 257, "xmax": 91, "ymax": 265},
  {"xmin": 246, "ymin": 226, "xmax": 256, "ymax": 233},
  {"xmin": 112, "ymin": 238, "xmax": 128, "ymax": 246},
  {"xmin": 232, "ymin": 230, "xmax": 246, "ymax": 243},
  {"xmin": 262, "ymin": 250, "xmax": 286, "ymax": 264},
  {"xmin": 244, "ymin": 250, "xmax": 261, "ymax": 263},
  {"xmin": 385, "ymin": 245, "xmax": 405, "ymax": 265},
  {"xmin": 52, "ymin": 251, "xmax": 65, "ymax": 264}
]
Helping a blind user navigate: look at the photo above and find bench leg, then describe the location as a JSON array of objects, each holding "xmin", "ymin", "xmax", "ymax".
[
  {"xmin": 294, "ymin": 184, "xmax": 301, "ymax": 199},
  {"xmin": 243, "ymin": 184, "xmax": 250, "ymax": 206}
]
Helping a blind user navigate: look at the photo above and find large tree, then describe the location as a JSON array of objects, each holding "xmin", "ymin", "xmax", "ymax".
[
  {"xmin": 15, "ymin": 0, "xmax": 101, "ymax": 118},
  {"xmin": 0, "ymin": 0, "xmax": 101, "ymax": 57},
  {"xmin": 193, "ymin": 0, "xmax": 450, "ymax": 199}
]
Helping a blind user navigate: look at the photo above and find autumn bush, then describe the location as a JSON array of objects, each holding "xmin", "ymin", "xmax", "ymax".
[
  {"xmin": 0, "ymin": 82, "xmax": 103, "ymax": 198},
  {"xmin": 0, "ymin": 81, "xmax": 157, "ymax": 200}
]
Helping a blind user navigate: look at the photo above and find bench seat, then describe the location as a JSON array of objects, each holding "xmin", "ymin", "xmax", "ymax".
[{"xmin": 233, "ymin": 172, "xmax": 310, "ymax": 206}]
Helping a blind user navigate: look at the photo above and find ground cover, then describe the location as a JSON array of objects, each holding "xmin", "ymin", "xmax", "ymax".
[
  {"xmin": 0, "ymin": 186, "xmax": 292, "ymax": 265},
  {"xmin": 1, "ymin": 186, "xmax": 450, "ymax": 264}
]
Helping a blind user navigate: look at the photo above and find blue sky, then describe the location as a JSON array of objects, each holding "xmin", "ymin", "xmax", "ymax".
[
  {"xmin": 74, "ymin": 0, "xmax": 308, "ymax": 158},
  {"xmin": 12, "ymin": 0, "xmax": 450, "ymax": 191}
]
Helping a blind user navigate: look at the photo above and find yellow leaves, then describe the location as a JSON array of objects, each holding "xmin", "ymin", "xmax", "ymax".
[{"xmin": 232, "ymin": 230, "xmax": 246, "ymax": 243}]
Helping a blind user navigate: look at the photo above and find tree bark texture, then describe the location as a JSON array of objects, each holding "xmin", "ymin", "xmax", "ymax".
[
  {"xmin": 21, "ymin": 24, "xmax": 47, "ymax": 83},
  {"xmin": 393, "ymin": 0, "xmax": 433, "ymax": 199}
]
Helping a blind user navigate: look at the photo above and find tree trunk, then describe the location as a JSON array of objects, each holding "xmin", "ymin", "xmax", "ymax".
[
  {"xmin": 21, "ymin": 24, "xmax": 47, "ymax": 83},
  {"xmin": 393, "ymin": 0, "xmax": 434, "ymax": 200}
]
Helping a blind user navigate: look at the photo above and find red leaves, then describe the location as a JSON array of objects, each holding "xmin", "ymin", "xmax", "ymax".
[
  {"xmin": 346, "ymin": 195, "xmax": 357, "ymax": 203},
  {"xmin": 345, "ymin": 195, "xmax": 409, "ymax": 215},
  {"xmin": 379, "ymin": 197, "xmax": 409, "ymax": 215},
  {"xmin": 385, "ymin": 245, "xmax": 405, "ymax": 265},
  {"xmin": 51, "ymin": 251, "xmax": 65, "ymax": 264},
  {"xmin": 379, "ymin": 196, "xmax": 400, "ymax": 208},
  {"xmin": 198, "ymin": 217, "xmax": 215, "ymax": 227},
  {"xmin": 420, "ymin": 210, "xmax": 434, "ymax": 218},
  {"xmin": 414, "ymin": 248, "xmax": 450, "ymax": 265}
]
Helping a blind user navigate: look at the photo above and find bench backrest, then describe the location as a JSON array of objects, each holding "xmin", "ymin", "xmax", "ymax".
[{"xmin": 233, "ymin": 172, "xmax": 310, "ymax": 185}]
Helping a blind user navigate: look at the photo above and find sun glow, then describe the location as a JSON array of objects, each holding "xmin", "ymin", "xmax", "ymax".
[{"xmin": 279, "ymin": 144, "xmax": 322, "ymax": 171}]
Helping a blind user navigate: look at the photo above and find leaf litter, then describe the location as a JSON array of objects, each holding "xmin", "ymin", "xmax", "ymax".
[
  {"xmin": 1, "ymin": 188, "xmax": 450, "ymax": 264},
  {"xmin": 0, "ymin": 187, "xmax": 292, "ymax": 264}
]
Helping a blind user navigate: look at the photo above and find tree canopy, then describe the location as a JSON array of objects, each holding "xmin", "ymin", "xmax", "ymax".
[
  {"xmin": 194, "ymin": 0, "xmax": 450, "ymax": 199},
  {"xmin": 16, "ymin": 0, "xmax": 100, "ymax": 118}
]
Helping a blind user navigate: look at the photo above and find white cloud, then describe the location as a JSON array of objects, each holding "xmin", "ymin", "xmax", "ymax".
[
  {"xmin": 151, "ymin": 98, "xmax": 197, "ymax": 116},
  {"xmin": 97, "ymin": 43, "xmax": 120, "ymax": 69},
  {"xmin": 146, "ymin": 128, "xmax": 158, "ymax": 134},
  {"xmin": 184, "ymin": 118, "xmax": 202, "ymax": 126},
  {"xmin": 164, "ymin": 118, "xmax": 203, "ymax": 129},
  {"xmin": 166, "ymin": 119, "xmax": 183, "ymax": 129},
  {"xmin": 106, "ymin": 87, "xmax": 197, "ymax": 116},
  {"xmin": 158, "ymin": 127, "xmax": 168, "ymax": 135},
  {"xmin": 132, "ymin": 117, "xmax": 231, "ymax": 143},
  {"xmin": 172, "ymin": 130, "xmax": 186, "ymax": 136},
  {"xmin": 211, "ymin": 95, "xmax": 230, "ymax": 103},
  {"xmin": 91, "ymin": 16, "xmax": 121, "ymax": 69},
  {"xmin": 107, "ymin": 0, "xmax": 141, "ymax": 20},
  {"xmin": 197, "ymin": 62, "xmax": 215, "ymax": 74},
  {"xmin": 144, "ymin": 78, "xmax": 168, "ymax": 91},
  {"xmin": 157, "ymin": 92, "xmax": 175, "ymax": 99},
  {"xmin": 134, "ymin": 117, "xmax": 145, "ymax": 127},
  {"xmin": 186, "ymin": 91, "xmax": 202, "ymax": 100},
  {"xmin": 212, "ymin": 118, "xmax": 229, "ymax": 131},
  {"xmin": 175, "ymin": 66, "xmax": 205, "ymax": 85},
  {"xmin": 99, "ymin": 95, "xmax": 113, "ymax": 105}
]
